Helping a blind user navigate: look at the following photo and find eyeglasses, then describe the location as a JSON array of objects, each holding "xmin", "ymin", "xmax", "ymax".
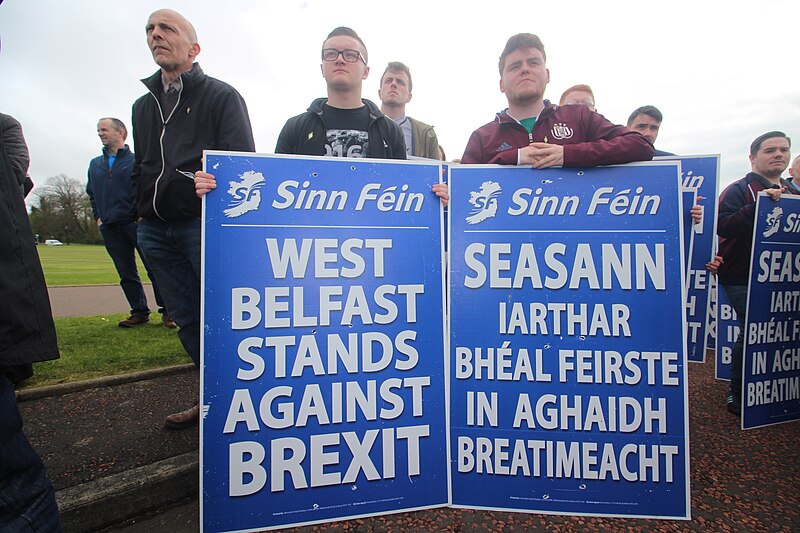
[{"xmin": 322, "ymin": 48, "xmax": 365, "ymax": 64}]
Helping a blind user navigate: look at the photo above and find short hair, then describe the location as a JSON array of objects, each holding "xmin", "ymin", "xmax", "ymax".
[
  {"xmin": 499, "ymin": 33, "xmax": 546, "ymax": 75},
  {"xmin": 750, "ymin": 131, "xmax": 791, "ymax": 156},
  {"xmin": 99, "ymin": 117, "xmax": 127, "ymax": 140},
  {"xmin": 559, "ymin": 84, "xmax": 594, "ymax": 105},
  {"xmin": 627, "ymin": 105, "xmax": 663, "ymax": 127},
  {"xmin": 382, "ymin": 61, "xmax": 412, "ymax": 91},
  {"xmin": 324, "ymin": 26, "xmax": 368, "ymax": 63}
]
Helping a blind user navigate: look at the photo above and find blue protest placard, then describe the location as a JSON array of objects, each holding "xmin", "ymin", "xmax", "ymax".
[
  {"xmin": 201, "ymin": 153, "xmax": 448, "ymax": 531},
  {"xmin": 707, "ymin": 271, "xmax": 718, "ymax": 350},
  {"xmin": 742, "ymin": 194, "xmax": 800, "ymax": 429},
  {"xmin": 449, "ymin": 163, "xmax": 690, "ymax": 519},
  {"xmin": 715, "ymin": 286, "xmax": 736, "ymax": 381},
  {"xmin": 682, "ymin": 188, "xmax": 696, "ymax": 283},
  {"xmin": 665, "ymin": 156, "xmax": 720, "ymax": 363}
]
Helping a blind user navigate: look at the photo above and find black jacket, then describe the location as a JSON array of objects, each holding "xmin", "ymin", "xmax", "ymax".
[
  {"xmin": 1, "ymin": 113, "xmax": 30, "ymax": 195},
  {"xmin": 0, "ymin": 113, "xmax": 59, "ymax": 381},
  {"xmin": 717, "ymin": 172, "xmax": 796, "ymax": 285},
  {"xmin": 87, "ymin": 145, "xmax": 136, "ymax": 224},
  {"xmin": 132, "ymin": 63, "xmax": 255, "ymax": 221},
  {"xmin": 275, "ymin": 98, "xmax": 406, "ymax": 159}
]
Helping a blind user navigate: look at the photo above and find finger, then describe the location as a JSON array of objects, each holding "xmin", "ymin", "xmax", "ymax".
[{"xmin": 532, "ymin": 152, "xmax": 558, "ymax": 169}]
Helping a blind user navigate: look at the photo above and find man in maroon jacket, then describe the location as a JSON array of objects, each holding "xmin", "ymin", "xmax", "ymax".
[
  {"xmin": 461, "ymin": 33, "xmax": 654, "ymax": 167},
  {"xmin": 715, "ymin": 131, "xmax": 793, "ymax": 416}
]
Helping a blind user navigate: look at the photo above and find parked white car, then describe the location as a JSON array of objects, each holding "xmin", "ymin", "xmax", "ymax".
[{"xmin": 44, "ymin": 239, "xmax": 63, "ymax": 246}]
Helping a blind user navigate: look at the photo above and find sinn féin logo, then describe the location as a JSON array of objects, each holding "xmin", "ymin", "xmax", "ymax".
[
  {"xmin": 223, "ymin": 171, "xmax": 266, "ymax": 218},
  {"xmin": 551, "ymin": 123, "xmax": 573, "ymax": 140},
  {"xmin": 466, "ymin": 181, "xmax": 501, "ymax": 225},
  {"xmin": 762, "ymin": 206, "xmax": 784, "ymax": 237}
]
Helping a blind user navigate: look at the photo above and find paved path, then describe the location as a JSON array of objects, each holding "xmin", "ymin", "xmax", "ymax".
[
  {"xmin": 48, "ymin": 284, "xmax": 157, "ymax": 317},
  {"xmin": 21, "ymin": 370, "xmax": 198, "ymax": 492},
  {"xmin": 65, "ymin": 358, "xmax": 800, "ymax": 532}
]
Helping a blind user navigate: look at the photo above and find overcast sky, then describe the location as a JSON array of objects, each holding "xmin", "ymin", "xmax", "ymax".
[{"xmin": 2, "ymin": 0, "xmax": 798, "ymax": 200}]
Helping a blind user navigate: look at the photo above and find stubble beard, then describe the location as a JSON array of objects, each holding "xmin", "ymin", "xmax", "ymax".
[
  {"xmin": 509, "ymin": 89, "xmax": 540, "ymax": 109},
  {"xmin": 758, "ymin": 162, "xmax": 788, "ymax": 180}
]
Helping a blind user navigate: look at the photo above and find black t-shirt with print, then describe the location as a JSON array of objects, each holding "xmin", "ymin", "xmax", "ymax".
[{"xmin": 323, "ymin": 104, "xmax": 370, "ymax": 158}]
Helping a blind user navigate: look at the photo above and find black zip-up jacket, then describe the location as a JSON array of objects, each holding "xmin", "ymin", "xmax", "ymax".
[
  {"xmin": 717, "ymin": 171, "xmax": 795, "ymax": 285},
  {"xmin": 275, "ymin": 98, "xmax": 406, "ymax": 159},
  {"xmin": 132, "ymin": 63, "xmax": 255, "ymax": 221},
  {"xmin": 86, "ymin": 145, "xmax": 136, "ymax": 224}
]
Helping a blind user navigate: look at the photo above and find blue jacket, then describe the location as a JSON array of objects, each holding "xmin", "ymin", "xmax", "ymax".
[{"xmin": 86, "ymin": 145, "xmax": 136, "ymax": 224}]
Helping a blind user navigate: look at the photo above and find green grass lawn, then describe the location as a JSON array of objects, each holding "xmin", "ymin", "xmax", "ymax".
[
  {"xmin": 28, "ymin": 245, "xmax": 182, "ymax": 388},
  {"xmin": 36, "ymin": 244, "xmax": 149, "ymax": 286},
  {"xmin": 21, "ymin": 313, "xmax": 188, "ymax": 389}
]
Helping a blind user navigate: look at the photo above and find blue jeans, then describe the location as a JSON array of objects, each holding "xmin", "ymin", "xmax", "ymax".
[
  {"xmin": 100, "ymin": 222, "xmax": 165, "ymax": 318},
  {"xmin": 137, "ymin": 218, "xmax": 201, "ymax": 366},
  {"xmin": 0, "ymin": 373, "xmax": 61, "ymax": 532},
  {"xmin": 721, "ymin": 284, "xmax": 748, "ymax": 399}
]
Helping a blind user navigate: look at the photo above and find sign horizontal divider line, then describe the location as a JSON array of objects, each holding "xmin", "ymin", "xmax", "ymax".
[
  {"xmin": 756, "ymin": 240, "xmax": 800, "ymax": 246},
  {"xmin": 220, "ymin": 224, "xmax": 431, "ymax": 229},
  {"xmin": 463, "ymin": 229, "xmax": 667, "ymax": 233}
]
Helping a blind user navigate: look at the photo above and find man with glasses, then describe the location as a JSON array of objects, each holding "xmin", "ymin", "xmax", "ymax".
[
  {"xmin": 274, "ymin": 27, "xmax": 406, "ymax": 159},
  {"xmin": 462, "ymin": 33, "xmax": 653, "ymax": 167},
  {"xmin": 559, "ymin": 84, "xmax": 596, "ymax": 112},
  {"xmin": 196, "ymin": 27, "xmax": 449, "ymax": 203}
]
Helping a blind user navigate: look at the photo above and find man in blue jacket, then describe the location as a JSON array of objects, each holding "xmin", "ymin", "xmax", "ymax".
[{"xmin": 87, "ymin": 118, "xmax": 174, "ymax": 329}]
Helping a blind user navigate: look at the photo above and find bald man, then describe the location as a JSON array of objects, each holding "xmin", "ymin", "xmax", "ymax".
[
  {"xmin": 788, "ymin": 155, "xmax": 800, "ymax": 192},
  {"xmin": 132, "ymin": 9, "xmax": 255, "ymax": 429}
]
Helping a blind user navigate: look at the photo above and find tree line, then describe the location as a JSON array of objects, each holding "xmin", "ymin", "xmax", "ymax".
[{"xmin": 28, "ymin": 174, "xmax": 101, "ymax": 244}]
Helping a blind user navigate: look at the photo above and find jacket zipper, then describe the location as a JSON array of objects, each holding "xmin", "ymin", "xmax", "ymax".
[{"xmin": 148, "ymin": 78, "xmax": 184, "ymax": 221}]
